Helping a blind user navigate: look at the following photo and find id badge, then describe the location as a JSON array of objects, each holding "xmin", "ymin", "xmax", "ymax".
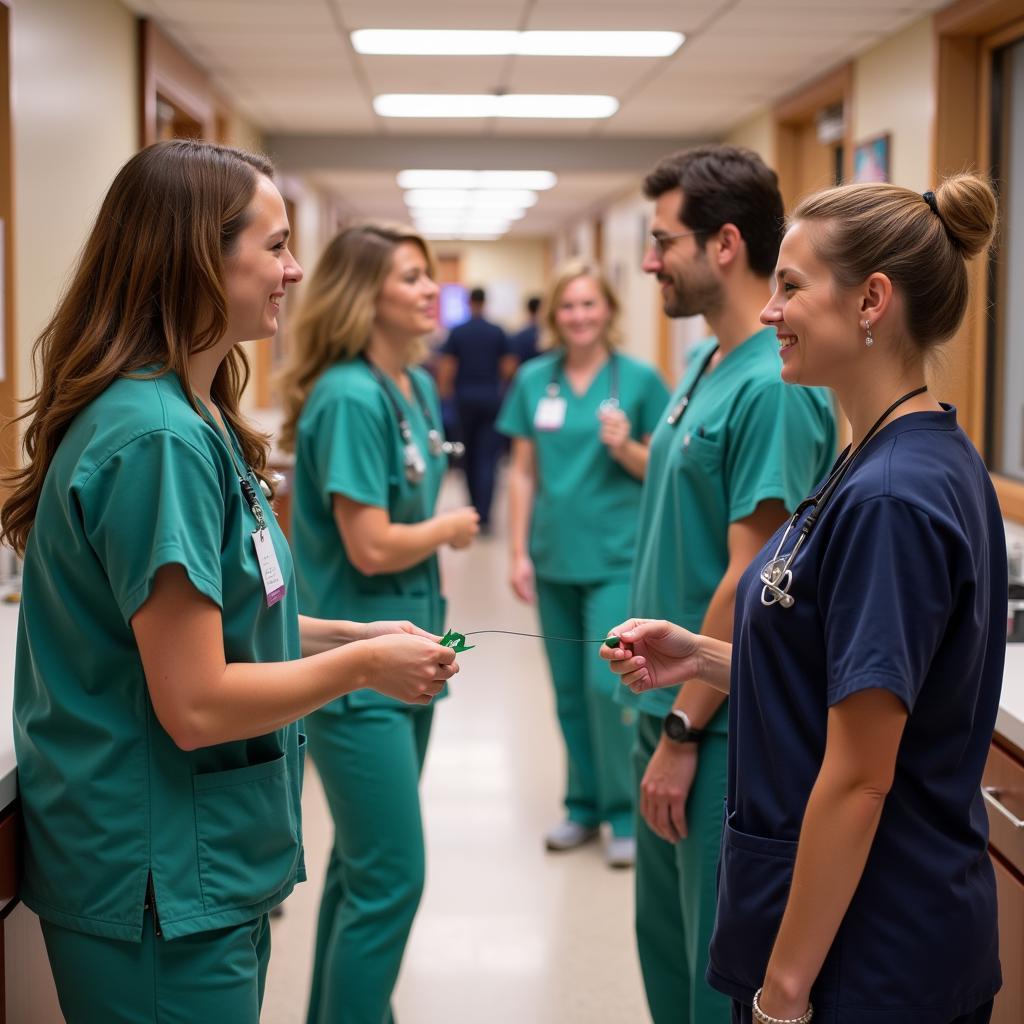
[
  {"xmin": 534, "ymin": 396, "xmax": 567, "ymax": 432},
  {"xmin": 252, "ymin": 529, "xmax": 286, "ymax": 607}
]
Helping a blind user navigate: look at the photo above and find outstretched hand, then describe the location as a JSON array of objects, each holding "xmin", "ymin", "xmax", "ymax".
[{"xmin": 601, "ymin": 618, "xmax": 703, "ymax": 693}]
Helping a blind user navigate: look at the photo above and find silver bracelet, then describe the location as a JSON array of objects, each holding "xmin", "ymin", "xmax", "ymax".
[{"xmin": 752, "ymin": 988, "xmax": 814, "ymax": 1024}]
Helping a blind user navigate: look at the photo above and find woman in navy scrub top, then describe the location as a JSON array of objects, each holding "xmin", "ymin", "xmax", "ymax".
[{"xmin": 603, "ymin": 174, "xmax": 1004, "ymax": 1024}]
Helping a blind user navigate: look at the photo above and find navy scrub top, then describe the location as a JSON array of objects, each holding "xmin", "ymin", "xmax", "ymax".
[{"xmin": 708, "ymin": 407, "xmax": 1005, "ymax": 1022}]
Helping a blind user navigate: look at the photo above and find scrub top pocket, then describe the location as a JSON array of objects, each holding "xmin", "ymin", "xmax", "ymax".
[
  {"xmin": 707, "ymin": 811, "xmax": 798, "ymax": 995},
  {"xmin": 193, "ymin": 740, "xmax": 304, "ymax": 913}
]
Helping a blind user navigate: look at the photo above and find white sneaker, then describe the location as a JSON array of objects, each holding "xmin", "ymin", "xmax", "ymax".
[
  {"xmin": 604, "ymin": 835, "xmax": 636, "ymax": 869},
  {"xmin": 544, "ymin": 821, "xmax": 599, "ymax": 851}
]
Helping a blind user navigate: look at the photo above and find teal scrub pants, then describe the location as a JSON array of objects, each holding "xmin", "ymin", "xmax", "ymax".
[
  {"xmin": 304, "ymin": 702, "xmax": 434, "ymax": 1024},
  {"xmin": 634, "ymin": 713, "xmax": 731, "ymax": 1024},
  {"xmin": 535, "ymin": 575, "xmax": 637, "ymax": 838},
  {"xmin": 41, "ymin": 911, "xmax": 271, "ymax": 1024}
]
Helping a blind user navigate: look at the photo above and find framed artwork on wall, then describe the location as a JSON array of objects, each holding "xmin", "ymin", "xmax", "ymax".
[{"xmin": 853, "ymin": 133, "xmax": 891, "ymax": 183}]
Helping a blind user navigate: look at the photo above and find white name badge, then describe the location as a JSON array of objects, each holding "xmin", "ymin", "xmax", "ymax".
[
  {"xmin": 252, "ymin": 529, "xmax": 286, "ymax": 607},
  {"xmin": 534, "ymin": 396, "xmax": 567, "ymax": 432}
]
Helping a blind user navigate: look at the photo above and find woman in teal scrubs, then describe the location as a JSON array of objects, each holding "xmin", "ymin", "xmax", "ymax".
[
  {"xmin": 2, "ymin": 141, "xmax": 457, "ymax": 1024},
  {"xmin": 497, "ymin": 260, "xmax": 669, "ymax": 868},
  {"xmin": 279, "ymin": 223, "xmax": 479, "ymax": 1024}
]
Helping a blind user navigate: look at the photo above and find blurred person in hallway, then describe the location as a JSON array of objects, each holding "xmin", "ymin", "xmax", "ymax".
[
  {"xmin": 279, "ymin": 223, "xmax": 479, "ymax": 1024},
  {"xmin": 605, "ymin": 173, "xmax": 1002, "ymax": 1024},
  {"xmin": 4, "ymin": 141, "xmax": 457, "ymax": 1024},
  {"xmin": 497, "ymin": 260, "xmax": 669, "ymax": 868},
  {"xmin": 622, "ymin": 146, "xmax": 836, "ymax": 1024},
  {"xmin": 508, "ymin": 294, "xmax": 543, "ymax": 365},
  {"xmin": 437, "ymin": 286, "xmax": 515, "ymax": 533}
]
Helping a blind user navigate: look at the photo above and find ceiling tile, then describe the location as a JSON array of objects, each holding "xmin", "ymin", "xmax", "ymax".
[{"xmin": 361, "ymin": 56, "xmax": 506, "ymax": 94}]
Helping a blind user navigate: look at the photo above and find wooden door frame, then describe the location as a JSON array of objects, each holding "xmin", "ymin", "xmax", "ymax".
[
  {"xmin": 139, "ymin": 19, "xmax": 215, "ymax": 147},
  {"xmin": 773, "ymin": 63, "xmax": 855, "ymax": 210},
  {"xmin": 934, "ymin": 0, "xmax": 1024, "ymax": 521}
]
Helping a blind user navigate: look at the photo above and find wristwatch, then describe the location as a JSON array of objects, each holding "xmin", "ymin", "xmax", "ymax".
[{"xmin": 663, "ymin": 709, "xmax": 704, "ymax": 744}]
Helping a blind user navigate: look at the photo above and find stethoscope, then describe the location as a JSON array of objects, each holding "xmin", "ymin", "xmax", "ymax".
[
  {"xmin": 759, "ymin": 385, "xmax": 929, "ymax": 609},
  {"xmin": 666, "ymin": 344, "xmax": 719, "ymax": 427},
  {"xmin": 546, "ymin": 351, "xmax": 621, "ymax": 415},
  {"xmin": 363, "ymin": 356, "xmax": 465, "ymax": 485}
]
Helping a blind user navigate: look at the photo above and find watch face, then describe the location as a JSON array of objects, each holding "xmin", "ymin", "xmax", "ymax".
[{"xmin": 664, "ymin": 712, "xmax": 689, "ymax": 742}]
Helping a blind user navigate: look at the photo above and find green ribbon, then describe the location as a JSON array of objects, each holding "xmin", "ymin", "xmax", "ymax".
[
  {"xmin": 440, "ymin": 629, "xmax": 476, "ymax": 653},
  {"xmin": 440, "ymin": 628, "xmax": 623, "ymax": 652}
]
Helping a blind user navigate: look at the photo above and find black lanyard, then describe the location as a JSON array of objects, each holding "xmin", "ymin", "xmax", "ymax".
[
  {"xmin": 547, "ymin": 351, "xmax": 619, "ymax": 406},
  {"xmin": 362, "ymin": 355, "xmax": 438, "ymax": 445},
  {"xmin": 201, "ymin": 403, "xmax": 268, "ymax": 533},
  {"xmin": 666, "ymin": 344, "xmax": 719, "ymax": 426},
  {"xmin": 759, "ymin": 385, "xmax": 929, "ymax": 609}
]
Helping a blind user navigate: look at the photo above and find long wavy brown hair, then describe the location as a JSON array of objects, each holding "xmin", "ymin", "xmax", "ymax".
[
  {"xmin": 1, "ymin": 139, "xmax": 276, "ymax": 554},
  {"xmin": 278, "ymin": 222, "xmax": 435, "ymax": 453}
]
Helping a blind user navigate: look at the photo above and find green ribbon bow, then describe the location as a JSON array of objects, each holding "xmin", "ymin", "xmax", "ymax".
[{"xmin": 440, "ymin": 628, "xmax": 475, "ymax": 653}]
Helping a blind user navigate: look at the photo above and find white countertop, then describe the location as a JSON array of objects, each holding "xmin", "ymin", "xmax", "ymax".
[
  {"xmin": 2, "ymin": 599, "xmax": 1024, "ymax": 812},
  {"xmin": 996, "ymin": 643, "xmax": 1024, "ymax": 751},
  {"xmin": 1, "ymin": 595, "xmax": 19, "ymax": 810}
]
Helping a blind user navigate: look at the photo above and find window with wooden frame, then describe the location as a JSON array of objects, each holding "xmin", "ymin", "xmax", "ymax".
[{"xmin": 935, "ymin": 0, "xmax": 1024, "ymax": 523}]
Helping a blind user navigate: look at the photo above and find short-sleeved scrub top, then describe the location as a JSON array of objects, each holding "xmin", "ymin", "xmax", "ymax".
[
  {"xmin": 708, "ymin": 406, "xmax": 1005, "ymax": 1021},
  {"xmin": 496, "ymin": 350, "xmax": 670, "ymax": 583},
  {"xmin": 14, "ymin": 371, "xmax": 305, "ymax": 942},
  {"xmin": 291, "ymin": 359, "xmax": 448, "ymax": 709},
  {"xmin": 620, "ymin": 329, "xmax": 837, "ymax": 727}
]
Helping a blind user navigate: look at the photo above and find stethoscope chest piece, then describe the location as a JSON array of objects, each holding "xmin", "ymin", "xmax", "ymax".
[
  {"xmin": 759, "ymin": 556, "xmax": 795, "ymax": 608},
  {"xmin": 403, "ymin": 440, "xmax": 426, "ymax": 485}
]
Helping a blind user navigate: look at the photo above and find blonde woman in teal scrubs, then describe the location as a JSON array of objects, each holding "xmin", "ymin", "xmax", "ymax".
[
  {"xmin": 279, "ymin": 224, "xmax": 478, "ymax": 1024},
  {"xmin": 2, "ymin": 142, "xmax": 457, "ymax": 1024},
  {"xmin": 497, "ymin": 260, "xmax": 669, "ymax": 868}
]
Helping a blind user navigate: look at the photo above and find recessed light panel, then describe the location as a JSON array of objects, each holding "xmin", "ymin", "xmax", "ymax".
[
  {"xmin": 374, "ymin": 94, "xmax": 618, "ymax": 119},
  {"xmin": 353, "ymin": 29, "xmax": 683, "ymax": 58}
]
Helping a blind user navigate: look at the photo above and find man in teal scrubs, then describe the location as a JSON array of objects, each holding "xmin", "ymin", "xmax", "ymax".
[
  {"xmin": 620, "ymin": 146, "xmax": 837, "ymax": 1023},
  {"xmin": 291, "ymin": 356, "xmax": 448, "ymax": 1024}
]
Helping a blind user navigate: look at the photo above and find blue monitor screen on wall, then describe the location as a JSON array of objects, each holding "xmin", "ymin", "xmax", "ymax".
[{"xmin": 439, "ymin": 284, "xmax": 470, "ymax": 329}]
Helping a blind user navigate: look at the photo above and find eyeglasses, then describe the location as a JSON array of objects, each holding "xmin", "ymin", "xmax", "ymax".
[{"xmin": 649, "ymin": 229, "xmax": 702, "ymax": 257}]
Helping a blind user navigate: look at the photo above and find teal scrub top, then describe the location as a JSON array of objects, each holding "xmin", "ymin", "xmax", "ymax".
[
  {"xmin": 496, "ymin": 351, "xmax": 669, "ymax": 582},
  {"xmin": 14, "ymin": 371, "xmax": 305, "ymax": 942},
  {"xmin": 291, "ymin": 359, "xmax": 448, "ymax": 710},
  {"xmin": 620, "ymin": 329, "xmax": 837, "ymax": 724}
]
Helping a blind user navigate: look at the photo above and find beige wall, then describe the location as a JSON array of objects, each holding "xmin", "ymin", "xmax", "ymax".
[
  {"xmin": 435, "ymin": 237, "xmax": 548, "ymax": 332},
  {"xmin": 853, "ymin": 16, "xmax": 935, "ymax": 192},
  {"xmin": 12, "ymin": 0, "xmax": 138, "ymax": 399},
  {"xmin": 725, "ymin": 109, "xmax": 777, "ymax": 166}
]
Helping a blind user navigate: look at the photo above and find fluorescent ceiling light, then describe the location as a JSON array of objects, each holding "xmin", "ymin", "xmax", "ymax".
[
  {"xmin": 397, "ymin": 170, "xmax": 557, "ymax": 191},
  {"xmin": 353, "ymin": 29, "xmax": 683, "ymax": 58},
  {"xmin": 374, "ymin": 94, "xmax": 618, "ymax": 119},
  {"xmin": 404, "ymin": 189, "xmax": 537, "ymax": 209},
  {"xmin": 410, "ymin": 206, "xmax": 527, "ymax": 220},
  {"xmin": 414, "ymin": 218, "xmax": 513, "ymax": 231}
]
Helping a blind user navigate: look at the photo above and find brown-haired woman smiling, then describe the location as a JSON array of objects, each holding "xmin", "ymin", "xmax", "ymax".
[
  {"xmin": 3, "ymin": 141, "xmax": 456, "ymax": 1023},
  {"xmin": 280, "ymin": 223, "xmax": 478, "ymax": 1024},
  {"xmin": 604, "ymin": 174, "xmax": 1004, "ymax": 1024}
]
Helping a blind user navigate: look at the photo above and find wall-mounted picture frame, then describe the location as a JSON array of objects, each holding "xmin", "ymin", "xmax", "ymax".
[{"xmin": 853, "ymin": 132, "xmax": 891, "ymax": 183}]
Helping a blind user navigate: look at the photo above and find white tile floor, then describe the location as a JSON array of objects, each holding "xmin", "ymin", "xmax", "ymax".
[{"xmin": 261, "ymin": 471, "xmax": 648, "ymax": 1023}]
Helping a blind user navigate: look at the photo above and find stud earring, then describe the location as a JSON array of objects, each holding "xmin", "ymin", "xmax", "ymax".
[{"xmin": 862, "ymin": 320, "xmax": 875, "ymax": 347}]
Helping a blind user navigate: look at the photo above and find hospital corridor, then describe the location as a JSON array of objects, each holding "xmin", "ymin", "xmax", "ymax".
[
  {"xmin": 260, "ymin": 474, "xmax": 648, "ymax": 1024},
  {"xmin": 2, "ymin": 0, "xmax": 1024, "ymax": 1022}
]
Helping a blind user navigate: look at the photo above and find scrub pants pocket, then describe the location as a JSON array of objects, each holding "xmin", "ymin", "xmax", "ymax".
[
  {"xmin": 707, "ymin": 812, "xmax": 798, "ymax": 996},
  {"xmin": 42, "ymin": 912, "xmax": 271, "ymax": 1024}
]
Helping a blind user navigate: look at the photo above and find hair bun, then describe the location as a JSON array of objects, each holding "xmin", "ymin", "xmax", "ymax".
[{"xmin": 933, "ymin": 174, "xmax": 998, "ymax": 259}]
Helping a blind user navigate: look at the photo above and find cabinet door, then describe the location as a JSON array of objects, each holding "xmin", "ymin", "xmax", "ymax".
[{"xmin": 992, "ymin": 855, "xmax": 1023, "ymax": 1024}]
